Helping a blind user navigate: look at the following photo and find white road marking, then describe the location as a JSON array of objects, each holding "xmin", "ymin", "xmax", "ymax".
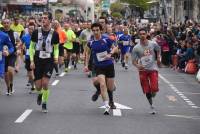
[
  {"xmin": 15, "ymin": 109, "xmax": 32, "ymax": 123},
  {"xmin": 59, "ymin": 72, "xmax": 66, "ymax": 77},
  {"xmin": 159, "ymin": 74, "xmax": 199, "ymax": 109},
  {"xmin": 165, "ymin": 114, "xmax": 200, "ymax": 120},
  {"xmin": 51, "ymin": 80, "xmax": 60, "ymax": 86},
  {"xmin": 99, "ymin": 102, "xmax": 132, "ymax": 110},
  {"xmin": 113, "ymin": 109, "xmax": 122, "ymax": 116}
]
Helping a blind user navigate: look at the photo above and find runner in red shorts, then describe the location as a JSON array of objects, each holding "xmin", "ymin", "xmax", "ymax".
[{"xmin": 131, "ymin": 28, "xmax": 161, "ymax": 114}]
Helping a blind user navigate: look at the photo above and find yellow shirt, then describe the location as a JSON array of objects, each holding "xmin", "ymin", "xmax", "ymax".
[
  {"xmin": 64, "ymin": 29, "xmax": 76, "ymax": 50},
  {"xmin": 10, "ymin": 23, "xmax": 24, "ymax": 36}
]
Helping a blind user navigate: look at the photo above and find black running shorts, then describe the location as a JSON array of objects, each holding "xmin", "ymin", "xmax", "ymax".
[
  {"xmin": 95, "ymin": 64, "xmax": 115, "ymax": 78},
  {"xmin": 34, "ymin": 57, "xmax": 54, "ymax": 81}
]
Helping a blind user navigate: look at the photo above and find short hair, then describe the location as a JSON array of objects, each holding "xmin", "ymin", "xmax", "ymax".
[
  {"xmin": 43, "ymin": 12, "xmax": 53, "ymax": 21},
  {"xmin": 91, "ymin": 23, "xmax": 103, "ymax": 31},
  {"xmin": 99, "ymin": 16, "xmax": 108, "ymax": 24},
  {"xmin": 138, "ymin": 28, "xmax": 147, "ymax": 33}
]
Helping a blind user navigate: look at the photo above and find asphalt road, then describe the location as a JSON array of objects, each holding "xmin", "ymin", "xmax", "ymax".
[{"xmin": 0, "ymin": 62, "xmax": 200, "ymax": 134}]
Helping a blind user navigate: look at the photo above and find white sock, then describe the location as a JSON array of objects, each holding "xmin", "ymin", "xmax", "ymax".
[{"xmin": 104, "ymin": 101, "xmax": 109, "ymax": 107}]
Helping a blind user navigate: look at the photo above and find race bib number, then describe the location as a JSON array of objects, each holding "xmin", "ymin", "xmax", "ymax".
[
  {"xmin": 26, "ymin": 49, "xmax": 29, "ymax": 56},
  {"xmin": 123, "ymin": 41, "xmax": 129, "ymax": 46},
  {"xmin": 140, "ymin": 55, "xmax": 153, "ymax": 66},
  {"xmin": 0, "ymin": 51, "xmax": 2, "ymax": 61},
  {"xmin": 96, "ymin": 51, "xmax": 108, "ymax": 62},
  {"xmin": 39, "ymin": 51, "xmax": 51, "ymax": 59}
]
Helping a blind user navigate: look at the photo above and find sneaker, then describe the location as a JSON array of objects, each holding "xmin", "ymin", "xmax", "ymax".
[
  {"xmin": 64, "ymin": 68, "xmax": 68, "ymax": 72},
  {"xmin": 104, "ymin": 105, "xmax": 110, "ymax": 115},
  {"xmin": 42, "ymin": 103, "xmax": 48, "ymax": 113},
  {"xmin": 125, "ymin": 64, "xmax": 128, "ymax": 70},
  {"xmin": 109, "ymin": 101, "xmax": 116, "ymax": 109},
  {"xmin": 122, "ymin": 62, "xmax": 125, "ymax": 68},
  {"xmin": 91, "ymin": 91, "xmax": 100, "ymax": 102},
  {"xmin": 149, "ymin": 106, "xmax": 156, "ymax": 115},
  {"xmin": 6, "ymin": 91, "xmax": 10, "ymax": 96},
  {"xmin": 37, "ymin": 94, "xmax": 42, "ymax": 105}
]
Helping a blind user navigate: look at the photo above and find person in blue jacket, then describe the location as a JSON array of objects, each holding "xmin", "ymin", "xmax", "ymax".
[{"xmin": 0, "ymin": 30, "xmax": 14, "ymax": 79}]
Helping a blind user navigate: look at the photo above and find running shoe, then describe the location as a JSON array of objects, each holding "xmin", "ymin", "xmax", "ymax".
[
  {"xmin": 109, "ymin": 101, "xmax": 116, "ymax": 109},
  {"xmin": 42, "ymin": 103, "xmax": 48, "ymax": 113},
  {"xmin": 104, "ymin": 105, "xmax": 110, "ymax": 115},
  {"xmin": 149, "ymin": 106, "xmax": 156, "ymax": 115},
  {"xmin": 91, "ymin": 91, "xmax": 100, "ymax": 102}
]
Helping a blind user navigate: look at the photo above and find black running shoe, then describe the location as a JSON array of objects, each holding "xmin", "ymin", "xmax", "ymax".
[
  {"xmin": 122, "ymin": 62, "xmax": 125, "ymax": 67},
  {"xmin": 109, "ymin": 101, "xmax": 116, "ymax": 109},
  {"xmin": 37, "ymin": 94, "xmax": 42, "ymax": 105},
  {"xmin": 91, "ymin": 91, "xmax": 100, "ymax": 102},
  {"xmin": 42, "ymin": 103, "xmax": 48, "ymax": 113}
]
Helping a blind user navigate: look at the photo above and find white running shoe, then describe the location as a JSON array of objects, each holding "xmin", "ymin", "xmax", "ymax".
[{"xmin": 149, "ymin": 106, "xmax": 157, "ymax": 115}]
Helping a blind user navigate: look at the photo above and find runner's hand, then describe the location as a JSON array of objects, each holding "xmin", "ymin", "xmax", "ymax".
[
  {"xmin": 2, "ymin": 50, "xmax": 9, "ymax": 56},
  {"xmin": 30, "ymin": 62, "xmax": 35, "ymax": 70},
  {"xmin": 136, "ymin": 64, "xmax": 145, "ymax": 70}
]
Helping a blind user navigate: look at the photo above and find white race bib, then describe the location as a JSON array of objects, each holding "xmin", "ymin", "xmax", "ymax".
[
  {"xmin": 39, "ymin": 51, "xmax": 51, "ymax": 59},
  {"xmin": 0, "ymin": 51, "xmax": 2, "ymax": 61},
  {"xmin": 140, "ymin": 55, "xmax": 153, "ymax": 66},
  {"xmin": 96, "ymin": 51, "xmax": 108, "ymax": 62},
  {"xmin": 26, "ymin": 49, "xmax": 29, "ymax": 56},
  {"xmin": 123, "ymin": 41, "xmax": 129, "ymax": 46}
]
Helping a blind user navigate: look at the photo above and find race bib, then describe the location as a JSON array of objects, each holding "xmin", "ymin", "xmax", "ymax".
[
  {"xmin": 26, "ymin": 49, "xmax": 29, "ymax": 56},
  {"xmin": 0, "ymin": 51, "xmax": 2, "ymax": 61},
  {"xmin": 96, "ymin": 51, "xmax": 108, "ymax": 62},
  {"xmin": 39, "ymin": 51, "xmax": 51, "ymax": 59},
  {"xmin": 123, "ymin": 41, "xmax": 129, "ymax": 46},
  {"xmin": 140, "ymin": 55, "xmax": 153, "ymax": 66}
]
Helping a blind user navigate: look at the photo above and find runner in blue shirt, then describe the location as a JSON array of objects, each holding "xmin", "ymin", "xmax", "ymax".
[
  {"xmin": 118, "ymin": 26, "xmax": 132, "ymax": 69},
  {"xmin": 85, "ymin": 23, "xmax": 118, "ymax": 115},
  {"xmin": 0, "ymin": 31, "xmax": 14, "ymax": 79},
  {"xmin": 21, "ymin": 24, "xmax": 35, "ymax": 93}
]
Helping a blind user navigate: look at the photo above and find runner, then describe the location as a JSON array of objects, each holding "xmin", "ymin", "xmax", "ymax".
[
  {"xmin": 118, "ymin": 26, "xmax": 132, "ymax": 70},
  {"xmin": 131, "ymin": 28, "xmax": 161, "ymax": 114},
  {"xmin": 1, "ymin": 19, "xmax": 21, "ymax": 95},
  {"xmin": 63, "ymin": 22, "xmax": 76, "ymax": 72},
  {"xmin": 85, "ymin": 23, "xmax": 118, "ymax": 115},
  {"xmin": 0, "ymin": 30, "xmax": 14, "ymax": 93},
  {"xmin": 21, "ymin": 24, "xmax": 35, "ymax": 93},
  {"xmin": 29, "ymin": 12, "xmax": 59, "ymax": 113}
]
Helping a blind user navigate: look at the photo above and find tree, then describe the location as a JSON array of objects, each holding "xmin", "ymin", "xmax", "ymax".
[
  {"xmin": 120, "ymin": 0, "xmax": 151, "ymax": 11},
  {"xmin": 110, "ymin": 2, "xmax": 124, "ymax": 13},
  {"xmin": 111, "ymin": 12, "xmax": 123, "ymax": 19}
]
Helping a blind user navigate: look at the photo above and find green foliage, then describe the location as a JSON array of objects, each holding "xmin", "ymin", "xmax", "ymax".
[
  {"xmin": 111, "ymin": 12, "xmax": 123, "ymax": 19},
  {"xmin": 110, "ymin": 2, "xmax": 124, "ymax": 13},
  {"xmin": 120, "ymin": 0, "xmax": 151, "ymax": 10}
]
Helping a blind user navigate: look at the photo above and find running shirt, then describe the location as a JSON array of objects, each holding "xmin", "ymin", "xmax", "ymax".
[
  {"xmin": 87, "ymin": 37, "xmax": 113, "ymax": 67},
  {"xmin": 10, "ymin": 23, "xmax": 24, "ymax": 37},
  {"xmin": 21, "ymin": 33, "xmax": 31, "ymax": 60},
  {"xmin": 118, "ymin": 34, "xmax": 131, "ymax": 54},
  {"xmin": 64, "ymin": 29, "xmax": 76, "ymax": 50},
  {"xmin": 30, "ymin": 28, "xmax": 59, "ymax": 61},
  {"xmin": 0, "ymin": 31, "xmax": 14, "ymax": 77},
  {"xmin": 131, "ymin": 40, "xmax": 160, "ymax": 71}
]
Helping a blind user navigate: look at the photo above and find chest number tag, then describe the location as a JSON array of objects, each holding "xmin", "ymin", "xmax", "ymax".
[
  {"xmin": 39, "ymin": 51, "xmax": 51, "ymax": 59},
  {"xmin": 123, "ymin": 41, "xmax": 129, "ymax": 46},
  {"xmin": 96, "ymin": 51, "xmax": 108, "ymax": 62}
]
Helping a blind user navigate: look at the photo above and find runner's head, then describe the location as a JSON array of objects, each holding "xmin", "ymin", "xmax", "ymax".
[
  {"xmin": 91, "ymin": 23, "xmax": 102, "ymax": 38},
  {"xmin": 2, "ymin": 19, "xmax": 11, "ymax": 31},
  {"xmin": 42, "ymin": 12, "xmax": 52, "ymax": 28},
  {"xmin": 138, "ymin": 28, "xmax": 147, "ymax": 41}
]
